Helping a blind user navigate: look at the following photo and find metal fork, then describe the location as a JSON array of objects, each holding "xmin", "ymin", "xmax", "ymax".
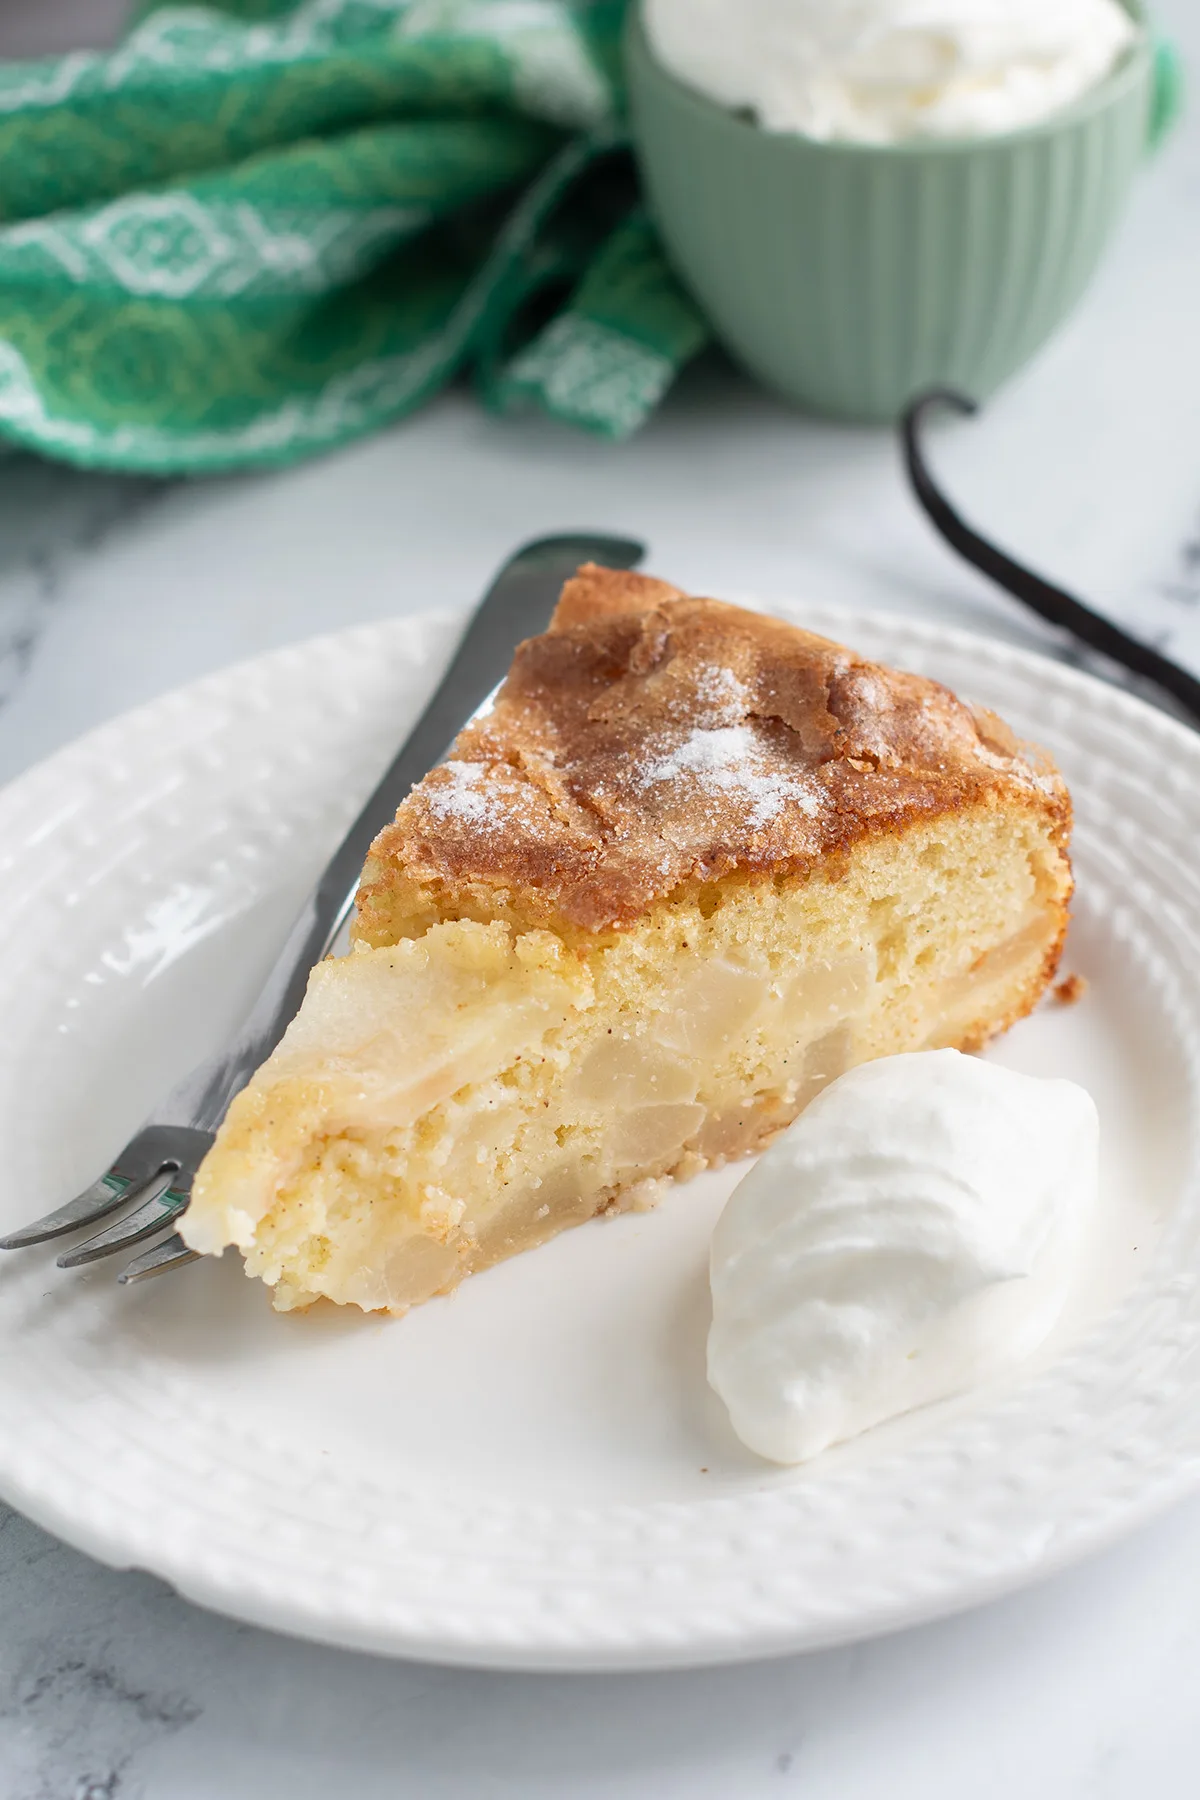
[{"xmin": 0, "ymin": 534, "xmax": 645, "ymax": 1284}]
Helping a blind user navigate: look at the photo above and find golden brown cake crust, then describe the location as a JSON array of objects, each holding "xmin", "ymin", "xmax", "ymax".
[{"xmin": 358, "ymin": 568, "xmax": 1072, "ymax": 937}]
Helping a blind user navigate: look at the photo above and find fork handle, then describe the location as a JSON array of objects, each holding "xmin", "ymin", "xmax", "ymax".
[{"xmin": 159, "ymin": 534, "xmax": 645, "ymax": 1132}]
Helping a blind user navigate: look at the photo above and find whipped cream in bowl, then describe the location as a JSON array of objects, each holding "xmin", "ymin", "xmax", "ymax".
[
  {"xmin": 707, "ymin": 1049, "xmax": 1098, "ymax": 1465},
  {"xmin": 626, "ymin": 0, "xmax": 1159, "ymax": 421},
  {"xmin": 643, "ymin": 0, "xmax": 1140, "ymax": 144}
]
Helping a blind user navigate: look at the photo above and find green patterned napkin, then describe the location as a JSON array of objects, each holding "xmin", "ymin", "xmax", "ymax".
[{"xmin": 0, "ymin": 0, "xmax": 708, "ymax": 472}]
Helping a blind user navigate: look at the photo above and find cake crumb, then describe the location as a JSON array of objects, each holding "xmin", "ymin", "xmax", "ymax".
[{"xmin": 1054, "ymin": 973, "xmax": 1088, "ymax": 1005}]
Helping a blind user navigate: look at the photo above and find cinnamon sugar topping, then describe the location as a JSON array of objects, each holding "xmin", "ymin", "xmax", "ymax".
[{"xmin": 359, "ymin": 566, "xmax": 1071, "ymax": 936}]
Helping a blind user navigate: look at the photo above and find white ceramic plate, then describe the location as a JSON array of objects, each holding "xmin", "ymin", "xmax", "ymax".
[{"xmin": 1, "ymin": 603, "xmax": 1198, "ymax": 1673}]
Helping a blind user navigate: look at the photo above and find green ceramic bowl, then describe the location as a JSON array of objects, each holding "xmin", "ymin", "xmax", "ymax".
[{"xmin": 626, "ymin": 3, "xmax": 1175, "ymax": 421}]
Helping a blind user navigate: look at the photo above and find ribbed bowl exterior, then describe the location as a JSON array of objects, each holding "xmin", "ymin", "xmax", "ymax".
[{"xmin": 626, "ymin": 9, "xmax": 1154, "ymax": 421}]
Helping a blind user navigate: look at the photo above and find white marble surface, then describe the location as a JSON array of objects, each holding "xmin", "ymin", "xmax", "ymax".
[{"xmin": 3, "ymin": 3, "xmax": 1200, "ymax": 1797}]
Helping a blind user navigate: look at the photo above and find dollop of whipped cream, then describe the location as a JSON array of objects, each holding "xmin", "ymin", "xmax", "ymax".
[
  {"xmin": 643, "ymin": 0, "xmax": 1138, "ymax": 143},
  {"xmin": 708, "ymin": 1049, "xmax": 1097, "ymax": 1464}
]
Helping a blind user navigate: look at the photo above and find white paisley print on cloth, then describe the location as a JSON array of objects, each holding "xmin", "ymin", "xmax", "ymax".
[
  {"xmin": 397, "ymin": 0, "xmax": 613, "ymax": 126},
  {"xmin": 0, "ymin": 2, "xmax": 412, "ymax": 112},
  {"xmin": 503, "ymin": 314, "xmax": 678, "ymax": 435},
  {"xmin": 0, "ymin": 198, "xmax": 430, "ymax": 299},
  {"xmin": 0, "ymin": 337, "xmax": 446, "ymax": 465}
]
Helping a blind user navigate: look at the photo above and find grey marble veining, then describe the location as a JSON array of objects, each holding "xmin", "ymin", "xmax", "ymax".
[
  {"xmin": 1154, "ymin": 508, "xmax": 1200, "ymax": 617},
  {"xmin": 2, "ymin": 0, "xmax": 1200, "ymax": 1794},
  {"xmin": 0, "ymin": 464, "xmax": 171, "ymax": 720}
]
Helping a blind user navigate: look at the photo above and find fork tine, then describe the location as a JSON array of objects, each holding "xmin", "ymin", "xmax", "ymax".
[
  {"xmin": 0, "ymin": 1175, "xmax": 134, "ymax": 1250},
  {"xmin": 118, "ymin": 1233, "xmax": 200, "ymax": 1284},
  {"xmin": 56, "ymin": 1171, "xmax": 185, "ymax": 1269}
]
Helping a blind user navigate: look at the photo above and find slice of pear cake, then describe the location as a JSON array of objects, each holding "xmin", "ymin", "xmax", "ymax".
[{"xmin": 183, "ymin": 567, "xmax": 1073, "ymax": 1313}]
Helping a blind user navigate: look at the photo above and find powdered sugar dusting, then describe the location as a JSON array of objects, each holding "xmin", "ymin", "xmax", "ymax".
[
  {"xmin": 425, "ymin": 761, "xmax": 505, "ymax": 830},
  {"xmin": 639, "ymin": 725, "xmax": 823, "ymax": 827},
  {"xmin": 839, "ymin": 669, "xmax": 899, "ymax": 760},
  {"xmin": 971, "ymin": 740, "xmax": 1058, "ymax": 795},
  {"xmin": 692, "ymin": 663, "xmax": 750, "ymax": 725}
]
